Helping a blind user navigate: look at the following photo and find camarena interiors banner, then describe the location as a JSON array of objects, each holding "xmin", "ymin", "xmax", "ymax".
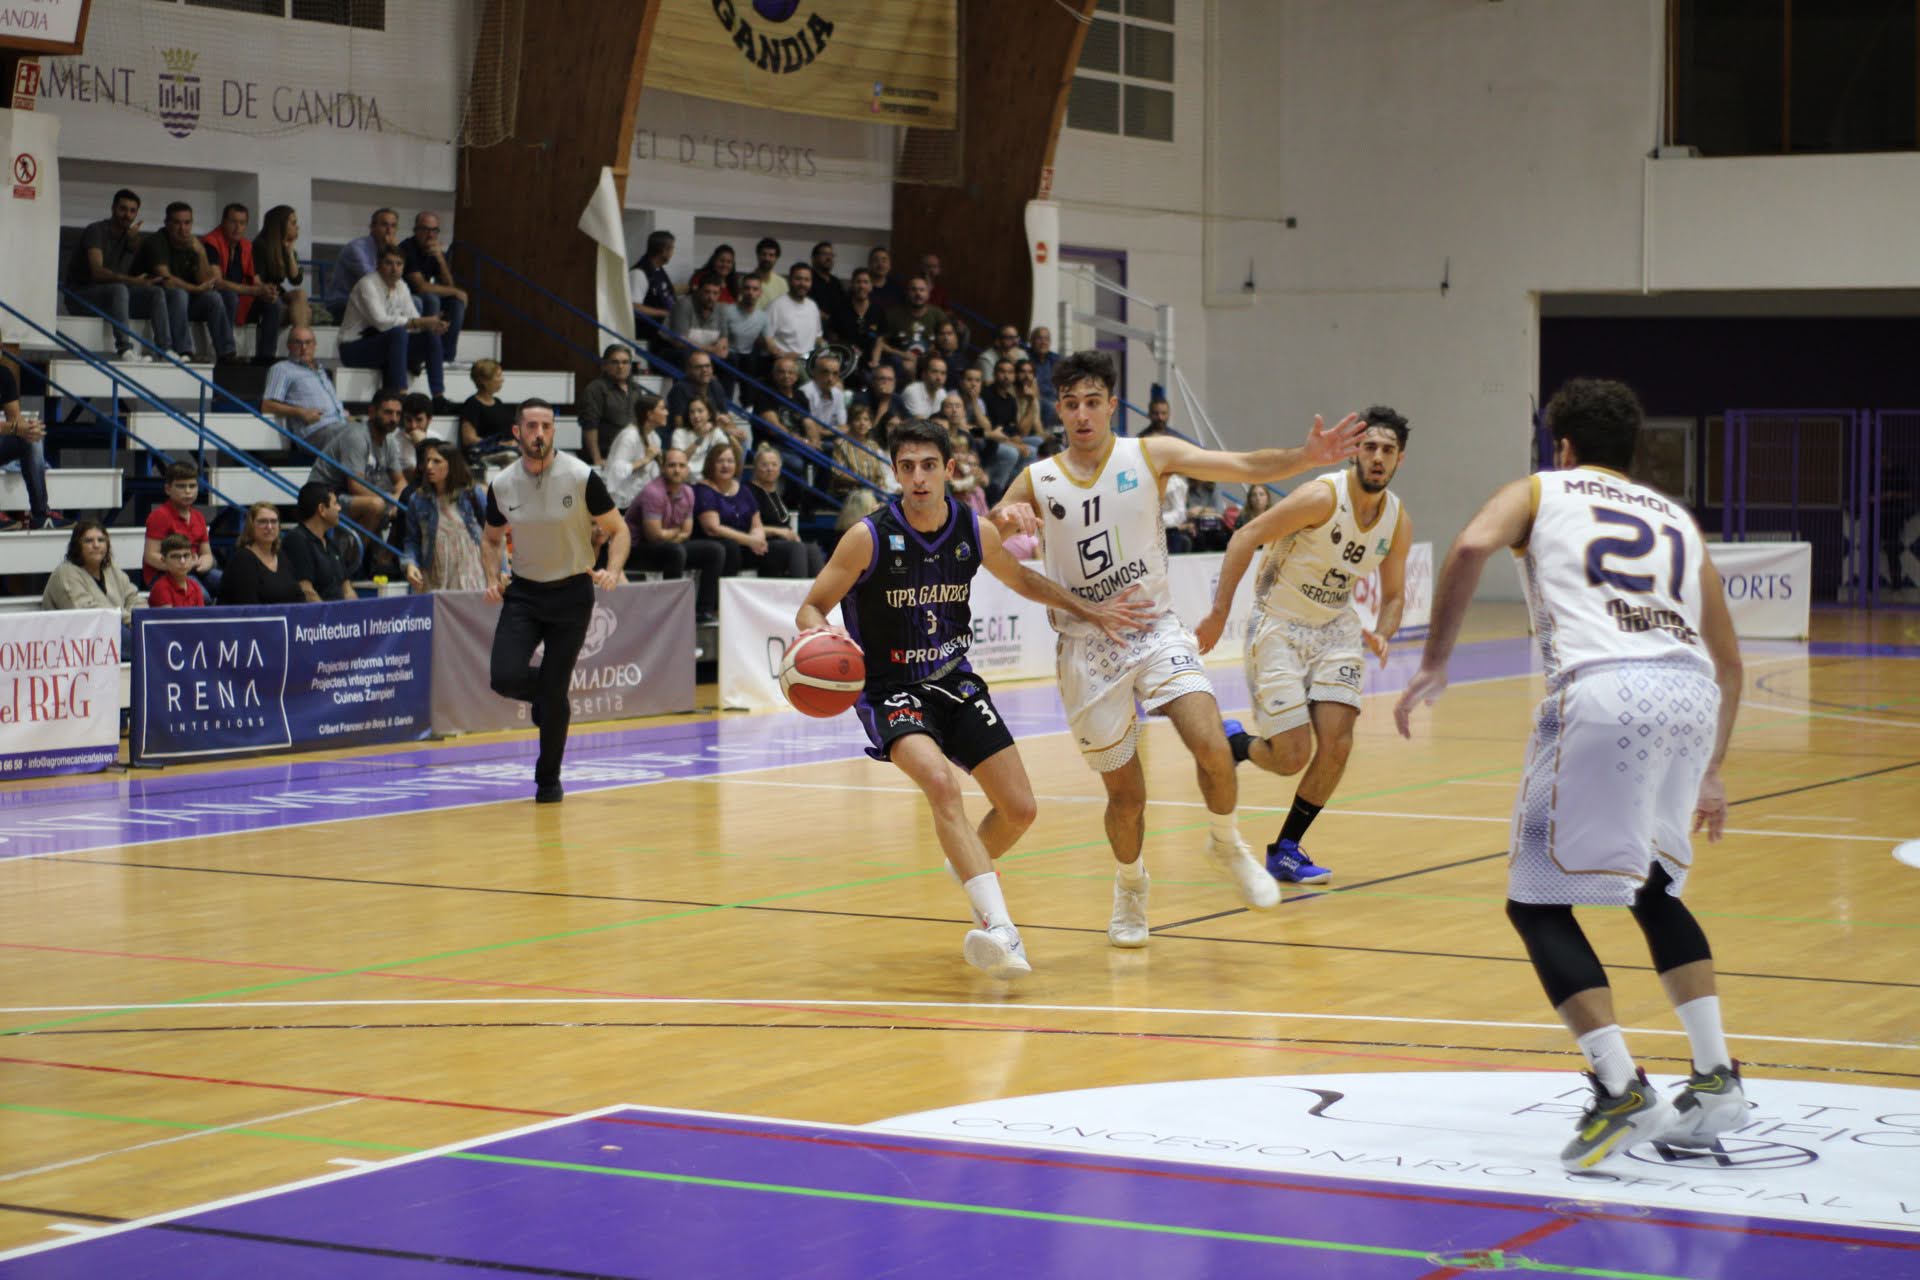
[
  {"xmin": 0, "ymin": 608, "xmax": 121, "ymax": 779},
  {"xmin": 131, "ymin": 597, "xmax": 433, "ymax": 764},
  {"xmin": 647, "ymin": 0, "xmax": 957, "ymax": 129}
]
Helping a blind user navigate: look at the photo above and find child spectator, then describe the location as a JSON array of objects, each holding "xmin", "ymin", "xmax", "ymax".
[{"xmin": 149, "ymin": 534, "xmax": 206, "ymax": 607}]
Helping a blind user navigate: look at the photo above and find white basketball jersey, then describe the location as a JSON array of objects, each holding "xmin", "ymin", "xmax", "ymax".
[
  {"xmin": 1253, "ymin": 474, "xmax": 1403, "ymax": 626},
  {"xmin": 1031, "ymin": 436, "xmax": 1175, "ymax": 637},
  {"xmin": 1519, "ymin": 466, "xmax": 1713, "ymax": 685}
]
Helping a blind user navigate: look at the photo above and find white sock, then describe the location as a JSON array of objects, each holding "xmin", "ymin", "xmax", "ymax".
[
  {"xmin": 1115, "ymin": 857, "xmax": 1147, "ymax": 885},
  {"xmin": 1207, "ymin": 810, "xmax": 1239, "ymax": 845},
  {"xmin": 963, "ymin": 872, "xmax": 1012, "ymax": 930},
  {"xmin": 1675, "ymin": 996, "xmax": 1731, "ymax": 1074},
  {"xmin": 1576, "ymin": 1024, "xmax": 1638, "ymax": 1095}
]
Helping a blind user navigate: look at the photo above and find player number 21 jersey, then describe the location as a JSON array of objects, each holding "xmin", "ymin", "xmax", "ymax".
[{"xmin": 1518, "ymin": 466, "xmax": 1713, "ymax": 686}]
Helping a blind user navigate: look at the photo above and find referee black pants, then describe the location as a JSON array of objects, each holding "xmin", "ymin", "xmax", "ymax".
[{"xmin": 489, "ymin": 574, "xmax": 594, "ymax": 787}]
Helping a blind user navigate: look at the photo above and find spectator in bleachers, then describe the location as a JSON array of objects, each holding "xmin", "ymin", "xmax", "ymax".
[
  {"xmin": 767, "ymin": 263, "xmax": 823, "ymax": 363},
  {"xmin": 877, "ymin": 276, "xmax": 948, "ymax": 373},
  {"xmin": 401, "ymin": 439, "xmax": 488, "ymax": 594},
  {"xmin": 220, "ymin": 502, "xmax": 304, "ymax": 606},
  {"xmin": 748, "ymin": 444, "xmax": 826, "ymax": 576},
  {"xmin": 1014, "ymin": 361, "xmax": 1058, "ymax": 438},
  {"xmin": 625, "ymin": 446, "xmax": 722, "ymax": 620},
  {"xmin": 951, "ymin": 444, "xmax": 990, "ymax": 519},
  {"xmin": 460, "ymin": 359, "xmax": 517, "ymax": 463},
  {"xmin": 667, "ymin": 351, "xmax": 739, "ymax": 439},
  {"xmin": 867, "ymin": 246, "xmax": 904, "ymax": 311},
  {"xmin": 628, "ymin": 229, "xmax": 678, "ymax": 343},
  {"xmin": 931, "ymin": 322, "xmax": 969, "ymax": 389},
  {"xmin": 938, "ymin": 390, "xmax": 972, "ymax": 450},
  {"xmin": 752, "ymin": 354, "xmax": 821, "ymax": 456},
  {"xmin": 807, "ymin": 241, "xmax": 849, "ymax": 334},
  {"xmin": 402, "ymin": 211, "xmax": 467, "ymax": 367},
  {"xmin": 602, "ymin": 392, "xmax": 666, "ymax": 512},
  {"xmin": 1027, "ymin": 326, "xmax": 1059, "ymax": 403},
  {"xmin": 142, "ymin": 460, "xmax": 217, "ymax": 592},
  {"xmin": 579, "ymin": 344, "xmax": 646, "ymax": 467},
  {"xmin": 864, "ymin": 363, "xmax": 904, "ymax": 440},
  {"xmin": 325, "ymin": 207, "xmax": 400, "ymax": 315},
  {"xmin": 149, "ymin": 534, "xmax": 208, "ymax": 608},
  {"xmin": 1228, "ymin": 481, "xmax": 1273, "ymax": 530},
  {"xmin": 721, "ymin": 275, "xmax": 771, "ymax": 383},
  {"xmin": 955, "ymin": 366, "xmax": 992, "ymax": 435},
  {"xmin": 830, "ymin": 267, "xmax": 885, "ymax": 366},
  {"xmin": 396, "ymin": 392, "xmax": 436, "ymax": 489},
  {"xmin": 747, "ymin": 237, "xmax": 788, "ymax": 312},
  {"xmin": 42, "ymin": 521, "xmax": 140, "ymax": 645},
  {"xmin": 202, "ymin": 203, "xmax": 282, "ymax": 366},
  {"xmin": 308, "ymin": 387, "xmax": 399, "ymax": 530},
  {"xmin": 694, "ymin": 441, "xmax": 805, "ymax": 580},
  {"xmin": 283, "ymin": 482, "xmax": 356, "ymax": 602},
  {"xmin": 0, "ymin": 360, "xmax": 57, "ymax": 531},
  {"xmin": 801, "ymin": 352, "xmax": 848, "ymax": 438},
  {"xmin": 669, "ymin": 276, "xmax": 730, "ymax": 361},
  {"xmin": 688, "ymin": 244, "xmax": 739, "ymax": 302},
  {"xmin": 64, "ymin": 189, "xmax": 172, "ymax": 363},
  {"xmin": 974, "ymin": 325, "xmax": 1030, "ymax": 381},
  {"xmin": 672, "ymin": 398, "xmax": 739, "ymax": 477},
  {"xmin": 982, "ymin": 358, "xmax": 1020, "ymax": 435},
  {"xmin": 831, "ymin": 402, "xmax": 896, "ymax": 533},
  {"xmin": 262, "ymin": 326, "xmax": 347, "ymax": 446},
  {"xmin": 1146, "ymin": 396, "xmax": 1173, "ymax": 432},
  {"xmin": 338, "ymin": 247, "xmax": 449, "ymax": 404},
  {"xmin": 134, "ymin": 202, "xmax": 237, "ymax": 365},
  {"xmin": 252, "ymin": 205, "xmax": 319, "ymax": 329},
  {"xmin": 901, "ymin": 355, "xmax": 948, "ymax": 421},
  {"xmin": 920, "ymin": 253, "xmax": 952, "ymax": 309}
]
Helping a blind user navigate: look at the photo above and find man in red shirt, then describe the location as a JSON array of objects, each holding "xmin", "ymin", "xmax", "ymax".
[
  {"xmin": 148, "ymin": 534, "xmax": 207, "ymax": 607},
  {"xmin": 203, "ymin": 203, "xmax": 284, "ymax": 366},
  {"xmin": 143, "ymin": 460, "xmax": 219, "ymax": 596}
]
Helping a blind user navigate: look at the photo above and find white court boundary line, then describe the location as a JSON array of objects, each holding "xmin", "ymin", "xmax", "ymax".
[
  {"xmin": 0, "ymin": 1099, "xmax": 355, "ymax": 1186},
  {"xmin": 0, "ymin": 996, "xmax": 1910, "ymax": 1054},
  {"xmin": 0, "ymin": 1102, "xmax": 632, "ymax": 1262}
]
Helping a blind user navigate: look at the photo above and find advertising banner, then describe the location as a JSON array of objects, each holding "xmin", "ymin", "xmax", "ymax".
[
  {"xmin": 1705, "ymin": 541, "xmax": 1812, "ymax": 639},
  {"xmin": 0, "ymin": 608, "xmax": 120, "ymax": 779},
  {"xmin": 430, "ymin": 582, "xmax": 696, "ymax": 735},
  {"xmin": 719, "ymin": 568, "xmax": 1056, "ymax": 712},
  {"xmin": 131, "ymin": 597, "xmax": 433, "ymax": 764},
  {"xmin": 647, "ymin": 0, "xmax": 958, "ymax": 130},
  {"xmin": 1354, "ymin": 540, "xmax": 1434, "ymax": 638}
]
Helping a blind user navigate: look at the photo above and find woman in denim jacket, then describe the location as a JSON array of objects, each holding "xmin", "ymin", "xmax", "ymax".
[{"xmin": 402, "ymin": 438, "xmax": 488, "ymax": 592}]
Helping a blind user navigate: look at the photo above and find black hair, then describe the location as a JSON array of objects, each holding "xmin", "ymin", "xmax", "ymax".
[
  {"xmin": 1054, "ymin": 350, "xmax": 1117, "ymax": 397},
  {"xmin": 517, "ymin": 397, "xmax": 554, "ymax": 422},
  {"xmin": 1544, "ymin": 378, "xmax": 1640, "ymax": 472},
  {"xmin": 164, "ymin": 201, "xmax": 192, "ymax": 221},
  {"xmin": 221, "ymin": 202, "xmax": 249, "ymax": 221},
  {"xmin": 756, "ymin": 236, "xmax": 781, "ymax": 254},
  {"xmin": 296, "ymin": 481, "xmax": 335, "ymax": 521},
  {"xmin": 850, "ymin": 266, "xmax": 872, "ymax": 283},
  {"xmin": 378, "ymin": 246, "xmax": 405, "ymax": 264},
  {"xmin": 888, "ymin": 418, "xmax": 953, "ymax": 463},
  {"xmin": 65, "ymin": 519, "xmax": 113, "ymax": 568},
  {"xmin": 163, "ymin": 460, "xmax": 199, "ymax": 485},
  {"xmin": 603, "ymin": 342, "xmax": 633, "ymax": 359},
  {"xmin": 369, "ymin": 387, "xmax": 405, "ymax": 414},
  {"xmin": 112, "ymin": 188, "xmax": 140, "ymax": 208},
  {"xmin": 400, "ymin": 391, "xmax": 434, "ymax": 420},
  {"xmin": 644, "ymin": 230, "xmax": 675, "ymax": 258},
  {"xmin": 1361, "ymin": 404, "xmax": 1411, "ymax": 449},
  {"xmin": 811, "ymin": 241, "xmax": 833, "ymax": 256}
]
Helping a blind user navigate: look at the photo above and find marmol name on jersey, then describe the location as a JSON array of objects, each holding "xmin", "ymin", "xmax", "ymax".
[
  {"xmin": 1073, "ymin": 556, "xmax": 1152, "ymax": 604},
  {"xmin": 884, "ymin": 583, "xmax": 971, "ymax": 608},
  {"xmin": 1559, "ymin": 474, "xmax": 1683, "ymax": 519}
]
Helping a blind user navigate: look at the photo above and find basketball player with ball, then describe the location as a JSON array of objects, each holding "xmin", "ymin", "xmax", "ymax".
[{"xmin": 794, "ymin": 419, "xmax": 1156, "ymax": 979}]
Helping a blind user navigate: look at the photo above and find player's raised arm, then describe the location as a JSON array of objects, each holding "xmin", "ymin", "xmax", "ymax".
[
  {"xmin": 795, "ymin": 519, "xmax": 873, "ymax": 637},
  {"xmin": 1141, "ymin": 413, "xmax": 1366, "ymax": 488},
  {"xmin": 1394, "ymin": 477, "xmax": 1536, "ymax": 735},
  {"xmin": 1195, "ymin": 483, "xmax": 1337, "ymax": 653},
  {"xmin": 1365, "ymin": 510, "xmax": 1415, "ymax": 665},
  {"xmin": 978, "ymin": 517, "xmax": 1154, "ymax": 643}
]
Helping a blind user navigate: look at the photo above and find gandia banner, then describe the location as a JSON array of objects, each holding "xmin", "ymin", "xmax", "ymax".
[{"xmin": 646, "ymin": 0, "xmax": 957, "ymax": 131}]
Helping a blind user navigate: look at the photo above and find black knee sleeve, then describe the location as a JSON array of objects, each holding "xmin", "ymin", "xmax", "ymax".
[
  {"xmin": 1629, "ymin": 865, "xmax": 1713, "ymax": 974},
  {"xmin": 1506, "ymin": 900, "xmax": 1609, "ymax": 1008}
]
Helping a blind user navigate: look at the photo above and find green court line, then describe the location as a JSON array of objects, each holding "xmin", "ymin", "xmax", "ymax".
[{"xmin": 0, "ymin": 1103, "xmax": 1690, "ymax": 1279}]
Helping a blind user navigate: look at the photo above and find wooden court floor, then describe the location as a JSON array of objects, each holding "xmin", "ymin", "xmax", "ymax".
[{"xmin": 0, "ymin": 605, "xmax": 1916, "ymax": 1252}]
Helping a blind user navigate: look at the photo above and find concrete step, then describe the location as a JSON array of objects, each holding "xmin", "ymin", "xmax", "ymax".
[
  {"xmin": 0, "ymin": 468, "xmax": 121, "ymax": 513},
  {"xmin": 1, "ymin": 527, "xmax": 146, "ymax": 575},
  {"xmin": 202, "ymin": 466, "xmax": 313, "ymax": 507},
  {"xmin": 48, "ymin": 359, "xmax": 577, "ymax": 413},
  {"xmin": 125, "ymin": 411, "xmax": 579, "ymax": 455},
  {"xmin": 39, "ymin": 315, "xmax": 503, "ymax": 363},
  {"xmin": 335, "ymin": 366, "xmax": 574, "ymax": 405}
]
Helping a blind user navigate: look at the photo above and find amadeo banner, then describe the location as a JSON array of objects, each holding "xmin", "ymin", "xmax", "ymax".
[
  {"xmin": 1706, "ymin": 541, "xmax": 1812, "ymax": 639},
  {"xmin": 430, "ymin": 582, "xmax": 696, "ymax": 735},
  {"xmin": 131, "ymin": 598, "xmax": 433, "ymax": 764},
  {"xmin": 719, "ymin": 568, "xmax": 1055, "ymax": 712},
  {"xmin": 0, "ymin": 608, "xmax": 120, "ymax": 779},
  {"xmin": 647, "ymin": 0, "xmax": 957, "ymax": 130}
]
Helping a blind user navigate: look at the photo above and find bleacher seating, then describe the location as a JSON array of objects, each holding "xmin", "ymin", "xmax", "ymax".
[
  {"xmin": 35, "ymin": 315, "xmax": 506, "ymax": 366},
  {"xmin": 0, "ymin": 468, "xmax": 121, "ymax": 512},
  {"xmin": 5, "ymin": 528, "xmax": 148, "ymax": 576}
]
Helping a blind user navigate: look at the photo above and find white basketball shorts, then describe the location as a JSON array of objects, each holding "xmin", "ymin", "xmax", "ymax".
[
  {"xmin": 1243, "ymin": 610, "xmax": 1366, "ymax": 737},
  {"xmin": 1057, "ymin": 622, "xmax": 1215, "ymax": 772}
]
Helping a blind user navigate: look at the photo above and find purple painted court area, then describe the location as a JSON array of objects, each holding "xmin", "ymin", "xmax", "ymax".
[
  {"xmin": 0, "ymin": 640, "xmax": 1545, "ymax": 862},
  {"xmin": 5, "ymin": 1106, "xmax": 1916, "ymax": 1279}
]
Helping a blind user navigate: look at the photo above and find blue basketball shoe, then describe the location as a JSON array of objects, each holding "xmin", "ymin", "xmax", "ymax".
[{"xmin": 1266, "ymin": 838, "xmax": 1331, "ymax": 884}]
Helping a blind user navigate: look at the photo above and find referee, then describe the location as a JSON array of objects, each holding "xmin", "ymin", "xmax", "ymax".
[{"xmin": 482, "ymin": 398, "xmax": 630, "ymax": 803}]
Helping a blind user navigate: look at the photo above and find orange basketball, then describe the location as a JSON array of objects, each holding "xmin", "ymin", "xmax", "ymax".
[{"xmin": 780, "ymin": 630, "xmax": 865, "ymax": 718}]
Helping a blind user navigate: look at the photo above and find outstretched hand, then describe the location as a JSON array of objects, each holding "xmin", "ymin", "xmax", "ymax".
[
  {"xmin": 1301, "ymin": 412, "xmax": 1367, "ymax": 468},
  {"xmin": 1392, "ymin": 665, "xmax": 1448, "ymax": 738},
  {"xmin": 1089, "ymin": 585, "xmax": 1158, "ymax": 644}
]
